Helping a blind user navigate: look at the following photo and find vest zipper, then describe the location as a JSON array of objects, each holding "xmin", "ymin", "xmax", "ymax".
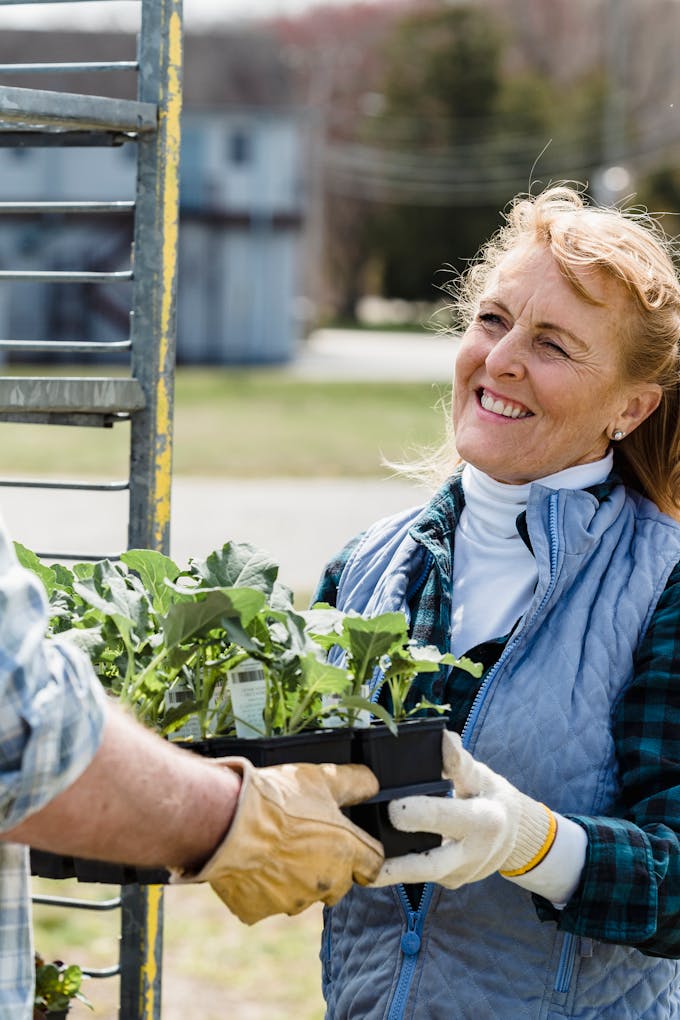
[
  {"xmin": 383, "ymin": 496, "xmax": 561, "ymax": 1018},
  {"xmin": 554, "ymin": 932, "xmax": 577, "ymax": 993},
  {"xmin": 387, "ymin": 883, "xmax": 435, "ymax": 1020},
  {"xmin": 460, "ymin": 492, "xmax": 560, "ymax": 749}
]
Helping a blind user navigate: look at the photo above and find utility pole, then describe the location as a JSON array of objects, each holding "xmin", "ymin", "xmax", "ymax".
[{"xmin": 593, "ymin": 0, "xmax": 631, "ymax": 203}]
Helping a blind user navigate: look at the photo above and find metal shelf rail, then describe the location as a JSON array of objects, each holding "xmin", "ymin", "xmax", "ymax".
[{"xmin": 0, "ymin": 0, "xmax": 183, "ymax": 1016}]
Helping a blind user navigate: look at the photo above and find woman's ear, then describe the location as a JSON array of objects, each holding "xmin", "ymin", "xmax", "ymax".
[{"xmin": 616, "ymin": 383, "xmax": 663, "ymax": 436}]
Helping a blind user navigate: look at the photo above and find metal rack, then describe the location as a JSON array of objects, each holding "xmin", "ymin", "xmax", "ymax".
[{"xmin": 0, "ymin": 0, "xmax": 183, "ymax": 1015}]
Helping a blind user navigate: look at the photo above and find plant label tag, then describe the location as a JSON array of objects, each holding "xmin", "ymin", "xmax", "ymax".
[
  {"xmin": 165, "ymin": 685, "xmax": 201, "ymax": 742},
  {"xmin": 228, "ymin": 659, "xmax": 267, "ymax": 739},
  {"xmin": 355, "ymin": 684, "xmax": 372, "ymax": 729},
  {"xmin": 322, "ymin": 684, "xmax": 372, "ymax": 728},
  {"xmin": 321, "ymin": 694, "xmax": 343, "ymax": 728}
]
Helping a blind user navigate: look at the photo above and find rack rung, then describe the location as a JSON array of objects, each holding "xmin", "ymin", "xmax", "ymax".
[
  {"xmin": 0, "ymin": 376, "xmax": 145, "ymax": 414},
  {"xmin": 0, "ymin": 62, "xmax": 138, "ymax": 73},
  {"xmin": 0, "ymin": 0, "xmax": 124, "ymax": 5},
  {"xmin": 0, "ymin": 270, "xmax": 132, "ymax": 282},
  {"xmin": 33, "ymin": 893, "xmax": 121, "ymax": 911},
  {"xmin": 0, "ymin": 131, "xmax": 130, "ymax": 147},
  {"xmin": 0, "ymin": 201, "xmax": 134, "ymax": 214},
  {"xmin": 83, "ymin": 966, "xmax": 121, "ymax": 980},
  {"xmin": 0, "ymin": 478, "xmax": 129, "ymax": 491},
  {"xmin": 0, "ymin": 85, "xmax": 156, "ymax": 133},
  {"xmin": 38, "ymin": 550, "xmax": 121, "ymax": 561},
  {"xmin": 0, "ymin": 339, "xmax": 131, "ymax": 353},
  {"xmin": 0, "ymin": 411, "xmax": 128, "ymax": 427}
]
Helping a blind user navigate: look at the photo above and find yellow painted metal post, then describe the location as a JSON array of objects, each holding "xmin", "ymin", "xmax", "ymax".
[
  {"xmin": 128, "ymin": 0, "xmax": 183, "ymax": 556},
  {"xmin": 121, "ymin": 0, "xmax": 183, "ymax": 1014}
]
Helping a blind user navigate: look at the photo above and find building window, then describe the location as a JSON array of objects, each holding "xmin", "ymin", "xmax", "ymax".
[{"xmin": 229, "ymin": 129, "xmax": 251, "ymax": 165}]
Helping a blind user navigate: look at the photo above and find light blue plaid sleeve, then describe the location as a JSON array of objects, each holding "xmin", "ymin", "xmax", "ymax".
[
  {"xmin": 0, "ymin": 517, "xmax": 107, "ymax": 831},
  {"xmin": 0, "ymin": 516, "xmax": 108, "ymax": 1016}
]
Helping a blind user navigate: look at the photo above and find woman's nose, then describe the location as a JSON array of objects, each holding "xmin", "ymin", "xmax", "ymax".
[{"xmin": 484, "ymin": 327, "xmax": 527, "ymax": 379}]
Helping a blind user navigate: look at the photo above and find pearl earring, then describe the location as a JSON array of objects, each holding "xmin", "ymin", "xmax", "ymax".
[{"xmin": 612, "ymin": 430, "xmax": 625, "ymax": 441}]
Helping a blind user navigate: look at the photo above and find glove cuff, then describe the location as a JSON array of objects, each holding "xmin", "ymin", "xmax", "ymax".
[{"xmin": 500, "ymin": 800, "xmax": 557, "ymax": 878}]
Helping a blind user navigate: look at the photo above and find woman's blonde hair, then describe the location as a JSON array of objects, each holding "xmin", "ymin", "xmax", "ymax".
[{"xmin": 415, "ymin": 183, "xmax": 680, "ymax": 517}]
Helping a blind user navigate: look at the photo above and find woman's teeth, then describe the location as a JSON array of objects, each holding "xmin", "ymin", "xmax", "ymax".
[{"xmin": 480, "ymin": 391, "xmax": 531, "ymax": 419}]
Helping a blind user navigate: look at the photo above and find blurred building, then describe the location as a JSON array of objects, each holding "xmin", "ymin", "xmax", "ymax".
[{"xmin": 0, "ymin": 29, "xmax": 307, "ymax": 364}]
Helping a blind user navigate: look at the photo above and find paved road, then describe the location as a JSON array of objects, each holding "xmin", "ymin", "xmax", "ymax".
[
  {"xmin": 1, "ymin": 329, "xmax": 452, "ymax": 593},
  {"xmin": 287, "ymin": 327, "xmax": 457, "ymax": 383}
]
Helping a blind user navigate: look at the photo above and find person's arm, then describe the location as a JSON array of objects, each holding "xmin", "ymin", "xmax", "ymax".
[
  {"xmin": 536, "ymin": 560, "xmax": 680, "ymax": 955},
  {"xmin": 0, "ymin": 520, "xmax": 384, "ymax": 923},
  {"xmin": 1, "ymin": 700, "xmax": 240, "ymax": 873}
]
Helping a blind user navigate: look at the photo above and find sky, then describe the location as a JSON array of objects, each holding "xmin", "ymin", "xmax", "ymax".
[{"xmin": 0, "ymin": 0, "xmax": 357, "ymax": 31}]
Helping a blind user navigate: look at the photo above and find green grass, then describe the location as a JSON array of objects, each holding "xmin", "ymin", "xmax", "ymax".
[
  {"xmin": 33, "ymin": 881, "xmax": 325, "ymax": 1019},
  {"xmin": 0, "ymin": 369, "xmax": 449, "ymax": 479}
]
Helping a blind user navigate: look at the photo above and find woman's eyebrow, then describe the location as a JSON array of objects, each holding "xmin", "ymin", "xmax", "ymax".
[{"xmin": 535, "ymin": 321, "xmax": 588, "ymax": 350}]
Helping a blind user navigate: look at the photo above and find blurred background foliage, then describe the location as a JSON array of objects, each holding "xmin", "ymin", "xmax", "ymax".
[{"xmin": 271, "ymin": 0, "xmax": 680, "ymax": 322}]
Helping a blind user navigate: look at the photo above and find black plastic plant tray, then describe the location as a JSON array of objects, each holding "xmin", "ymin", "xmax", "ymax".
[
  {"xmin": 30, "ymin": 848, "xmax": 169, "ymax": 885},
  {"xmin": 30, "ymin": 848, "xmax": 76, "ymax": 881},
  {"xmin": 349, "ymin": 778, "xmax": 451, "ymax": 858},
  {"xmin": 351, "ymin": 716, "xmax": 446, "ymax": 789},
  {"xmin": 73, "ymin": 858, "xmax": 169, "ymax": 886},
  {"xmin": 177, "ymin": 728, "xmax": 353, "ymax": 767}
]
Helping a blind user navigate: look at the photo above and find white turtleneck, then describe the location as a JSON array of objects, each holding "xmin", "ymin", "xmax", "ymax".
[
  {"xmin": 451, "ymin": 452, "xmax": 614, "ymax": 658},
  {"xmin": 451, "ymin": 452, "xmax": 613, "ymax": 906}
]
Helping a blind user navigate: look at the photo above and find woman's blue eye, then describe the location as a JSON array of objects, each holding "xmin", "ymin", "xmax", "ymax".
[{"xmin": 479, "ymin": 312, "xmax": 502, "ymax": 326}]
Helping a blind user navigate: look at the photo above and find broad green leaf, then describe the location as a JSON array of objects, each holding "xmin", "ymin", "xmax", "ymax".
[
  {"xmin": 343, "ymin": 612, "xmax": 408, "ymax": 682},
  {"xmin": 73, "ymin": 561, "xmax": 95, "ymax": 580},
  {"xmin": 14, "ymin": 542, "xmax": 56, "ymax": 595},
  {"xmin": 302, "ymin": 604, "xmax": 345, "ymax": 638},
  {"xmin": 411, "ymin": 698, "xmax": 450, "ymax": 715},
  {"xmin": 74, "ymin": 561, "xmax": 151, "ymax": 643},
  {"xmin": 299, "ymin": 654, "xmax": 351, "ymax": 696},
  {"xmin": 50, "ymin": 563, "xmax": 76, "ymax": 590},
  {"xmin": 269, "ymin": 580, "xmax": 295, "ymax": 611},
  {"xmin": 161, "ymin": 588, "xmax": 265, "ymax": 651},
  {"xmin": 191, "ymin": 541, "xmax": 278, "ymax": 594},
  {"xmin": 121, "ymin": 549, "xmax": 181, "ymax": 614},
  {"xmin": 453, "ymin": 654, "xmax": 484, "ymax": 678},
  {"xmin": 60, "ymin": 965, "xmax": 83, "ymax": 998},
  {"xmin": 55, "ymin": 626, "xmax": 105, "ymax": 659}
]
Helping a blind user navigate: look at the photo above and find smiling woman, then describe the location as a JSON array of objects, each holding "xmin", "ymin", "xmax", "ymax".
[
  {"xmin": 311, "ymin": 184, "xmax": 680, "ymax": 1020},
  {"xmin": 452, "ymin": 244, "xmax": 661, "ymax": 485}
]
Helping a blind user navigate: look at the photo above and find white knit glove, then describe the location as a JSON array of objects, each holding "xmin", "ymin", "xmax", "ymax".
[{"xmin": 371, "ymin": 731, "xmax": 556, "ymax": 889}]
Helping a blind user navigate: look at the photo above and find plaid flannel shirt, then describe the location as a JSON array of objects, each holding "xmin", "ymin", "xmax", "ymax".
[
  {"xmin": 0, "ymin": 516, "xmax": 106, "ymax": 1018},
  {"xmin": 314, "ymin": 474, "xmax": 680, "ymax": 959}
]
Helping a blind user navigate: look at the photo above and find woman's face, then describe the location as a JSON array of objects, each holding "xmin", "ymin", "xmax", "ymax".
[{"xmin": 452, "ymin": 244, "xmax": 661, "ymax": 484}]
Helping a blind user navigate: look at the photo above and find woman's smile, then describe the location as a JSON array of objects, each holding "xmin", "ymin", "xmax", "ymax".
[{"xmin": 477, "ymin": 387, "xmax": 533, "ymax": 420}]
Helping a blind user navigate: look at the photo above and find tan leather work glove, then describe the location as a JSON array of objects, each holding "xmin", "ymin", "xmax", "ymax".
[{"xmin": 171, "ymin": 758, "xmax": 384, "ymax": 925}]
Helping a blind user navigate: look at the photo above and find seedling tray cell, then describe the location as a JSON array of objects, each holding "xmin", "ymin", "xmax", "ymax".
[{"xmin": 351, "ymin": 716, "xmax": 446, "ymax": 788}]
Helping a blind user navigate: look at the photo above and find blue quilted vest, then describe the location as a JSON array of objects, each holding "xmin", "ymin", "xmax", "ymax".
[{"xmin": 322, "ymin": 477, "xmax": 680, "ymax": 1019}]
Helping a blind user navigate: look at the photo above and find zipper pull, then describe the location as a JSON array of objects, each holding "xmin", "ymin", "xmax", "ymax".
[{"xmin": 400, "ymin": 912, "xmax": 421, "ymax": 956}]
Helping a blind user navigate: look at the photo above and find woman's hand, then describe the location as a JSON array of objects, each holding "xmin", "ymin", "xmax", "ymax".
[{"xmin": 371, "ymin": 731, "xmax": 556, "ymax": 889}]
